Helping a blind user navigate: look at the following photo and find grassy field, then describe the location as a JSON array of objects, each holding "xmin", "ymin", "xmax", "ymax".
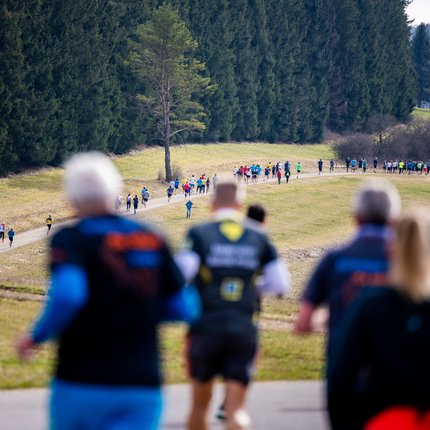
[
  {"xmin": 412, "ymin": 107, "xmax": 430, "ymax": 119},
  {"xmin": 0, "ymin": 143, "xmax": 333, "ymax": 232},
  {"xmin": 2, "ymin": 144, "xmax": 430, "ymax": 389}
]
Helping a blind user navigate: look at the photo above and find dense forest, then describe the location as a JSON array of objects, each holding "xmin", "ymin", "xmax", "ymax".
[{"xmin": 0, "ymin": 0, "xmax": 418, "ymax": 174}]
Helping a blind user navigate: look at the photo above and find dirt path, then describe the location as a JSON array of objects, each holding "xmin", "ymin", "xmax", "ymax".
[{"xmin": 0, "ymin": 171, "xmax": 346, "ymax": 254}]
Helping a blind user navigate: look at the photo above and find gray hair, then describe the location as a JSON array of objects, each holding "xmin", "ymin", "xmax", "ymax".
[
  {"xmin": 64, "ymin": 152, "xmax": 123, "ymax": 207},
  {"xmin": 212, "ymin": 177, "xmax": 245, "ymax": 207},
  {"xmin": 352, "ymin": 179, "xmax": 401, "ymax": 224}
]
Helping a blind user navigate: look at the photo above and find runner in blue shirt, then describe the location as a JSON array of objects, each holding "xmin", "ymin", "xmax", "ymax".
[{"xmin": 295, "ymin": 179, "xmax": 401, "ymax": 430}]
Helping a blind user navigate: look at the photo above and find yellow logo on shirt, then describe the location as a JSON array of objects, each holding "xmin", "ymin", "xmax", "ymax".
[{"xmin": 219, "ymin": 221, "xmax": 244, "ymax": 242}]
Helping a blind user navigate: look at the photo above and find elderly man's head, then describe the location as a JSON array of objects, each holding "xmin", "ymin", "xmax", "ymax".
[
  {"xmin": 211, "ymin": 179, "xmax": 244, "ymax": 211},
  {"xmin": 352, "ymin": 179, "xmax": 401, "ymax": 225},
  {"xmin": 64, "ymin": 152, "xmax": 122, "ymax": 216}
]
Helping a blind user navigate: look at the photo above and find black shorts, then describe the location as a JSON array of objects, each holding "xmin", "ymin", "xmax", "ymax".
[
  {"xmin": 187, "ymin": 331, "xmax": 257, "ymax": 386},
  {"xmin": 0, "ymin": 232, "xmax": 4, "ymax": 239}
]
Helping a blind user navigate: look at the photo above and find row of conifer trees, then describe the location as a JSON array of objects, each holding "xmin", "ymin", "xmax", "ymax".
[{"xmin": 0, "ymin": 0, "xmax": 417, "ymax": 174}]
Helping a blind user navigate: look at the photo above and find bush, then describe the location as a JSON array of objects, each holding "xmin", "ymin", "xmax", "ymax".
[
  {"xmin": 157, "ymin": 164, "xmax": 184, "ymax": 182},
  {"xmin": 333, "ymin": 119, "xmax": 430, "ymax": 161},
  {"xmin": 333, "ymin": 134, "xmax": 375, "ymax": 161}
]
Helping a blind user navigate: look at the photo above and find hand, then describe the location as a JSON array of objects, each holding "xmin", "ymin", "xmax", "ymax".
[{"xmin": 16, "ymin": 334, "xmax": 36, "ymax": 361}]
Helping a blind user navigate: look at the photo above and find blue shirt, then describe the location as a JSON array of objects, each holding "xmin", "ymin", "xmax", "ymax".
[{"xmin": 302, "ymin": 225, "xmax": 393, "ymax": 357}]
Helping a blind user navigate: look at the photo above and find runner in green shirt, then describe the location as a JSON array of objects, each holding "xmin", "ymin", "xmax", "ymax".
[{"xmin": 296, "ymin": 162, "xmax": 302, "ymax": 178}]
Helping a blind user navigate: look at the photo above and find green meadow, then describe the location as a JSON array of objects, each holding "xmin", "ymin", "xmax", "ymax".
[
  {"xmin": 412, "ymin": 107, "xmax": 430, "ymax": 119},
  {"xmin": 1, "ymin": 143, "xmax": 430, "ymax": 388}
]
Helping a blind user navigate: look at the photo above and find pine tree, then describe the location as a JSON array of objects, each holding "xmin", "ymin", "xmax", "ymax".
[
  {"xmin": 19, "ymin": 0, "xmax": 59, "ymax": 166},
  {"xmin": 412, "ymin": 23, "xmax": 430, "ymax": 105},
  {"xmin": 330, "ymin": 0, "xmax": 370, "ymax": 131},
  {"xmin": 230, "ymin": 0, "xmax": 259, "ymax": 140},
  {"xmin": 184, "ymin": 0, "xmax": 238, "ymax": 141},
  {"xmin": 382, "ymin": 0, "xmax": 416, "ymax": 120},
  {"xmin": 130, "ymin": 4, "xmax": 212, "ymax": 180},
  {"xmin": 0, "ymin": 1, "xmax": 26, "ymax": 174}
]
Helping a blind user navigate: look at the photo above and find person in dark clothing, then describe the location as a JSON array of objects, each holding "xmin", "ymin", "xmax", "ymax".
[
  {"xmin": 133, "ymin": 195, "xmax": 139, "ymax": 214},
  {"xmin": 329, "ymin": 209, "xmax": 430, "ymax": 430},
  {"xmin": 16, "ymin": 152, "xmax": 198, "ymax": 430},
  {"xmin": 346, "ymin": 157, "xmax": 351, "ymax": 172},
  {"xmin": 295, "ymin": 179, "xmax": 401, "ymax": 430},
  {"xmin": 216, "ymin": 204, "xmax": 269, "ymax": 422},
  {"xmin": 8, "ymin": 227, "xmax": 14, "ymax": 247},
  {"xmin": 176, "ymin": 180, "xmax": 290, "ymax": 430},
  {"xmin": 186, "ymin": 199, "xmax": 193, "ymax": 218},
  {"xmin": 46, "ymin": 215, "xmax": 53, "ymax": 235},
  {"xmin": 318, "ymin": 159, "xmax": 323, "ymax": 175}
]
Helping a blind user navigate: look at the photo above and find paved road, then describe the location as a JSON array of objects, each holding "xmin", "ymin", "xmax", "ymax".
[
  {"xmin": 0, "ymin": 171, "xmax": 346, "ymax": 254},
  {"xmin": 0, "ymin": 381, "xmax": 328, "ymax": 430}
]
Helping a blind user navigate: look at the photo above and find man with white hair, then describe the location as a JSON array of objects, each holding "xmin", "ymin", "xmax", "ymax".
[
  {"xmin": 294, "ymin": 178, "xmax": 401, "ymax": 429},
  {"xmin": 16, "ymin": 152, "xmax": 197, "ymax": 430},
  {"xmin": 176, "ymin": 179, "xmax": 291, "ymax": 430}
]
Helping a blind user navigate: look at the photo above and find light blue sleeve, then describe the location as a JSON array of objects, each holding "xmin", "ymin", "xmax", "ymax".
[
  {"xmin": 31, "ymin": 264, "xmax": 88, "ymax": 344},
  {"xmin": 159, "ymin": 284, "xmax": 201, "ymax": 324}
]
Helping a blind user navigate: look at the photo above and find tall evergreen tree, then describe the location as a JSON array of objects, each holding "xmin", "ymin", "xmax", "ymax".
[
  {"xmin": 130, "ymin": 4, "xmax": 212, "ymax": 180},
  {"xmin": 412, "ymin": 23, "xmax": 430, "ymax": 105},
  {"xmin": 330, "ymin": 0, "xmax": 370, "ymax": 131},
  {"xmin": 382, "ymin": 0, "xmax": 416, "ymax": 120},
  {"xmin": 19, "ymin": 0, "xmax": 59, "ymax": 166},
  {"xmin": 230, "ymin": 0, "xmax": 259, "ymax": 140},
  {"xmin": 0, "ymin": 1, "xmax": 26, "ymax": 173}
]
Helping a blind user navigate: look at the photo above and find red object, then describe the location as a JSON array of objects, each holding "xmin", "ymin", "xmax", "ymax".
[{"xmin": 365, "ymin": 407, "xmax": 430, "ymax": 430}]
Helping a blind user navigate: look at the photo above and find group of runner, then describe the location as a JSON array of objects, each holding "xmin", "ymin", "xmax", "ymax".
[
  {"xmin": 233, "ymin": 161, "xmax": 303, "ymax": 184},
  {"xmin": 232, "ymin": 159, "xmax": 343, "ymax": 183},
  {"xmin": 0, "ymin": 222, "xmax": 14, "ymax": 247},
  {"xmin": 344, "ymin": 157, "xmax": 430, "ymax": 175},
  {"xmin": 382, "ymin": 159, "xmax": 430, "ymax": 175}
]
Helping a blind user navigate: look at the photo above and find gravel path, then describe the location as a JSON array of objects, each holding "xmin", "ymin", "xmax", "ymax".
[{"xmin": 0, "ymin": 171, "xmax": 346, "ymax": 254}]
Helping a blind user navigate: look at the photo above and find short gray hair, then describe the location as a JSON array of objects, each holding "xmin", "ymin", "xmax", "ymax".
[
  {"xmin": 64, "ymin": 152, "xmax": 122, "ymax": 206},
  {"xmin": 352, "ymin": 179, "xmax": 401, "ymax": 224}
]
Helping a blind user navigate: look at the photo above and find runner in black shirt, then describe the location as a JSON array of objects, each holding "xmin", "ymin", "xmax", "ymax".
[
  {"xmin": 176, "ymin": 180, "xmax": 290, "ymax": 430},
  {"xmin": 16, "ymin": 152, "xmax": 196, "ymax": 430}
]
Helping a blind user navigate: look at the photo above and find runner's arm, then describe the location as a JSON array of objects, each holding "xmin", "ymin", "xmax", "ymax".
[
  {"xmin": 31, "ymin": 264, "xmax": 89, "ymax": 344},
  {"xmin": 294, "ymin": 253, "xmax": 332, "ymax": 333},
  {"xmin": 175, "ymin": 229, "xmax": 202, "ymax": 283},
  {"xmin": 175, "ymin": 250, "xmax": 201, "ymax": 283},
  {"xmin": 257, "ymin": 259, "xmax": 291, "ymax": 296}
]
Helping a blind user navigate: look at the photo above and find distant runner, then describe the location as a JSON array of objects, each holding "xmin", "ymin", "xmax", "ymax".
[
  {"xmin": 0, "ymin": 222, "xmax": 6, "ymax": 242},
  {"xmin": 186, "ymin": 199, "xmax": 193, "ymax": 218},
  {"xmin": 318, "ymin": 159, "xmax": 323, "ymax": 175},
  {"xmin": 167, "ymin": 186, "xmax": 174, "ymax": 202},
  {"xmin": 296, "ymin": 162, "xmax": 302, "ymax": 178},
  {"xmin": 46, "ymin": 215, "xmax": 53, "ymax": 235},
  {"xmin": 8, "ymin": 227, "xmax": 14, "ymax": 247},
  {"xmin": 133, "ymin": 195, "xmax": 139, "ymax": 214},
  {"xmin": 142, "ymin": 188, "xmax": 150, "ymax": 207}
]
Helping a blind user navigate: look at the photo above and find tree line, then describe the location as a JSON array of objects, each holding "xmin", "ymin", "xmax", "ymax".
[{"xmin": 0, "ymin": 0, "xmax": 418, "ymax": 175}]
